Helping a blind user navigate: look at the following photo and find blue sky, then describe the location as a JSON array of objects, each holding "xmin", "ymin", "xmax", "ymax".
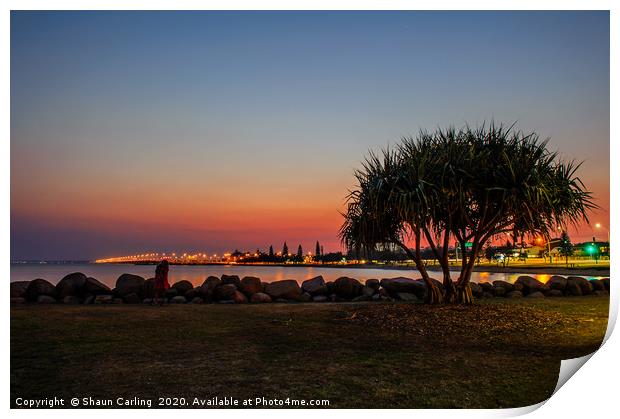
[{"xmin": 11, "ymin": 11, "xmax": 610, "ymax": 259}]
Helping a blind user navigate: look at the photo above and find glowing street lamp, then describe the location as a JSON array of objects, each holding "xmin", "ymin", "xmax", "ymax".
[
  {"xmin": 594, "ymin": 223, "xmax": 610, "ymax": 243},
  {"xmin": 586, "ymin": 243, "xmax": 599, "ymax": 263}
]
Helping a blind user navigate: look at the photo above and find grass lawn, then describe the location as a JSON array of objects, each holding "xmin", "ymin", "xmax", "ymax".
[{"xmin": 11, "ymin": 297, "xmax": 609, "ymax": 409}]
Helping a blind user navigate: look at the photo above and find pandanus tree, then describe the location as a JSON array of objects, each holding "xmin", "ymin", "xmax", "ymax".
[
  {"xmin": 340, "ymin": 123, "xmax": 595, "ymax": 304},
  {"xmin": 339, "ymin": 145, "xmax": 445, "ymax": 303}
]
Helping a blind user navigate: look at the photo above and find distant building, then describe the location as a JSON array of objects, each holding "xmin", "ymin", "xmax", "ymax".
[
  {"xmin": 520, "ymin": 245, "xmax": 545, "ymax": 257},
  {"xmin": 573, "ymin": 241, "xmax": 610, "ymax": 258}
]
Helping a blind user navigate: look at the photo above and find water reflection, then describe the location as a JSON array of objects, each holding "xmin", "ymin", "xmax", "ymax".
[{"xmin": 10, "ymin": 263, "xmax": 606, "ymax": 289}]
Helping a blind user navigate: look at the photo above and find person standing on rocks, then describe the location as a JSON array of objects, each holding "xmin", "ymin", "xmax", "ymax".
[{"xmin": 153, "ymin": 260, "xmax": 170, "ymax": 305}]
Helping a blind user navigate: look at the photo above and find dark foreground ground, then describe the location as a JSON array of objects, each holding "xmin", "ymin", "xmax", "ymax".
[{"xmin": 11, "ymin": 297, "xmax": 609, "ymax": 409}]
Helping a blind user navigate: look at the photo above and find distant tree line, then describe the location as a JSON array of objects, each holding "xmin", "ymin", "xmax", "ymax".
[{"xmin": 231, "ymin": 241, "xmax": 344, "ymax": 264}]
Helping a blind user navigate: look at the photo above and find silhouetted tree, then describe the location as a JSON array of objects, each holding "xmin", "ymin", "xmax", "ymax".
[
  {"xmin": 269, "ymin": 245, "xmax": 274, "ymax": 258},
  {"xmin": 282, "ymin": 242, "xmax": 288, "ymax": 256},
  {"xmin": 297, "ymin": 244, "xmax": 303, "ymax": 260},
  {"xmin": 558, "ymin": 231, "xmax": 574, "ymax": 267},
  {"xmin": 315, "ymin": 241, "xmax": 321, "ymax": 256},
  {"xmin": 340, "ymin": 123, "xmax": 594, "ymax": 304}
]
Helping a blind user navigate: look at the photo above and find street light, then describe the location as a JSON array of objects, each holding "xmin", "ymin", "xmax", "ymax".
[
  {"xmin": 537, "ymin": 235, "xmax": 553, "ymax": 264},
  {"xmin": 594, "ymin": 223, "xmax": 610, "ymax": 243},
  {"xmin": 586, "ymin": 243, "xmax": 599, "ymax": 264}
]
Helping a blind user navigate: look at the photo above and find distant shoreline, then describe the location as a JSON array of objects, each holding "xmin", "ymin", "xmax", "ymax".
[{"xmin": 86, "ymin": 261, "xmax": 609, "ymax": 277}]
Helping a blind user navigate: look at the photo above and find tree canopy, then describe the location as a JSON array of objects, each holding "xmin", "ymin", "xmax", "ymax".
[{"xmin": 340, "ymin": 123, "xmax": 594, "ymax": 303}]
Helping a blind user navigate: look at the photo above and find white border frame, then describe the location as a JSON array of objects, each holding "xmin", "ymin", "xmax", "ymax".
[{"xmin": 2, "ymin": 2, "xmax": 616, "ymax": 418}]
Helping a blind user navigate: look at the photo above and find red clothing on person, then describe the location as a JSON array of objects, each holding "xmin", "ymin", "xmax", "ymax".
[{"xmin": 154, "ymin": 261, "xmax": 170, "ymax": 291}]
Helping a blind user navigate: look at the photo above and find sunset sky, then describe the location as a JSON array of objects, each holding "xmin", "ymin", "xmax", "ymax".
[{"xmin": 11, "ymin": 11, "xmax": 609, "ymax": 260}]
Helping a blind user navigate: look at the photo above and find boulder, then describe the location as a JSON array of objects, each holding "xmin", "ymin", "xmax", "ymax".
[
  {"xmin": 301, "ymin": 276, "xmax": 327, "ymax": 295},
  {"xmin": 62, "ymin": 296, "xmax": 81, "ymax": 304},
  {"xmin": 240, "ymin": 276, "xmax": 263, "ymax": 296},
  {"xmin": 494, "ymin": 287, "xmax": 507, "ymax": 297},
  {"xmin": 11, "ymin": 297, "xmax": 26, "ymax": 304},
  {"xmin": 221, "ymin": 274, "xmax": 241, "ymax": 287},
  {"xmin": 352, "ymin": 295, "xmax": 370, "ymax": 302},
  {"xmin": 591, "ymin": 280, "xmax": 606, "ymax": 291},
  {"xmin": 184, "ymin": 287, "xmax": 201, "ymax": 301},
  {"xmin": 25, "ymin": 278, "xmax": 56, "ymax": 301},
  {"xmin": 547, "ymin": 289, "xmax": 564, "ymax": 297},
  {"xmin": 84, "ymin": 277, "xmax": 111, "ymax": 295},
  {"xmin": 165, "ymin": 288, "xmax": 178, "ymax": 299},
  {"xmin": 200, "ymin": 276, "xmax": 221, "ymax": 296},
  {"xmin": 362, "ymin": 286, "xmax": 376, "ymax": 297},
  {"xmin": 565, "ymin": 280, "xmax": 583, "ymax": 296},
  {"xmin": 567, "ymin": 277, "xmax": 593, "ymax": 295},
  {"xmin": 142, "ymin": 298, "xmax": 153, "ymax": 304},
  {"xmin": 492, "ymin": 280, "xmax": 514, "ymax": 293},
  {"xmin": 600, "ymin": 278, "xmax": 610, "ymax": 291},
  {"xmin": 333, "ymin": 277, "xmax": 363, "ymax": 299},
  {"xmin": 190, "ymin": 297, "xmax": 204, "ymax": 304},
  {"xmin": 506, "ymin": 291, "xmax": 523, "ymax": 298},
  {"xmin": 37, "ymin": 295, "xmax": 57, "ymax": 304},
  {"xmin": 380, "ymin": 277, "xmax": 425, "ymax": 299},
  {"xmin": 548, "ymin": 276, "xmax": 568, "ymax": 291},
  {"xmin": 326, "ymin": 281, "xmax": 335, "ymax": 294},
  {"xmin": 526, "ymin": 291, "xmax": 545, "ymax": 298},
  {"xmin": 396, "ymin": 292, "xmax": 418, "ymax": 302},
  {"xmin": 250, "ymin": 292, "xmax": 272, "ymax": 303},
  {"xmin": 264, "ymin": 280, "xmax": 302, "ymax": 300},
  {"xmin": 365, "ymin": 279, "xmax": 380, "ymax": 290},
  {"xmin": 214, "ymin": 284, "xmax": 238, "ymax": 301},
  {"xmin": 232, "ymin": 291, "xmax": 248, "ymax": 304},
  {"xmin": 83, "ymin": 295, "xmax": 95, "ymax": 305},
  {"xmin": 593, "ymin": 290, "xmax": 609, "ymax": 297},
  {"xmin": 514, "ymin": 276, "xmax": 548, "ymax": 295},
  {"xmin": 313, "ymin": 295, "xmax": 328, "ymax": 303},
  {"xmin": 480, "ymin": 282, "xmax": 494, "ymax": 295},
  {"xmin": 11, "ymin": 281, "xmax": 30, "ymax": 298},
  {"xmin": 403, "ymin": 278, "xmax": 442, "ymax": 299},
  {"xmin": 115, "ymin": 274, "xmax": 145, "ymax": 296},
  {"xmin": 94, "ymin": 294, "xmax": 113, "ymax": 304},
  {"xmin": 171, "ymin": 280, "xmax": 193, "ymax": 296},
  {"xmin": 123, "ymin": 293, "xmax": 141, "ymax": 304},
  {"xmin": 299, "ymin": 292, "xmax": 312, "ymax": 302},
  {"xmin": 112, "ymin": 298, "xmax": 124, "ymax": 304},
  {"xmin": 142, "ymin": 278, "xmax": 156, "ymax": 298},
  {"xmin": 170, "ymin": 296, "xmax": 187, "ymax": 304},
  {"xmin": 55, "ymin": 272, "xmax": 87, "ymax": 298},
  {"xmin": 470, "ymin": 282, "xmax": 483, "ymax": 298}
]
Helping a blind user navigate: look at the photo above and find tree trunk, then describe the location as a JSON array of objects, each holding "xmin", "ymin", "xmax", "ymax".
[
  {"xmin": 453, "ymin": 242, "xmax": 479, "ymax": 304},
  {"xmin": 424, "ymin": 277, "xmax": 444, "ymax": 304},
  {"xmin": 417, "ymin": 268, "xmax": 443, "ymax": 304},
  {"xmin": 443, "ymin": 271, "xmax": 457, "ymax": 304},
  {"xmin": 455, "ymin": 282, "xmax": 473, "ymax": 304},
  {"xmin": 393, "ymin": 236, "xmax": 443, "ymax": 304}
]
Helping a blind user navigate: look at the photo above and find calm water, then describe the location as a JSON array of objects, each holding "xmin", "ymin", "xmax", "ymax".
[{"xmin": 10, "ymin": 263, "xmax": 605, "ymax": 288}]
